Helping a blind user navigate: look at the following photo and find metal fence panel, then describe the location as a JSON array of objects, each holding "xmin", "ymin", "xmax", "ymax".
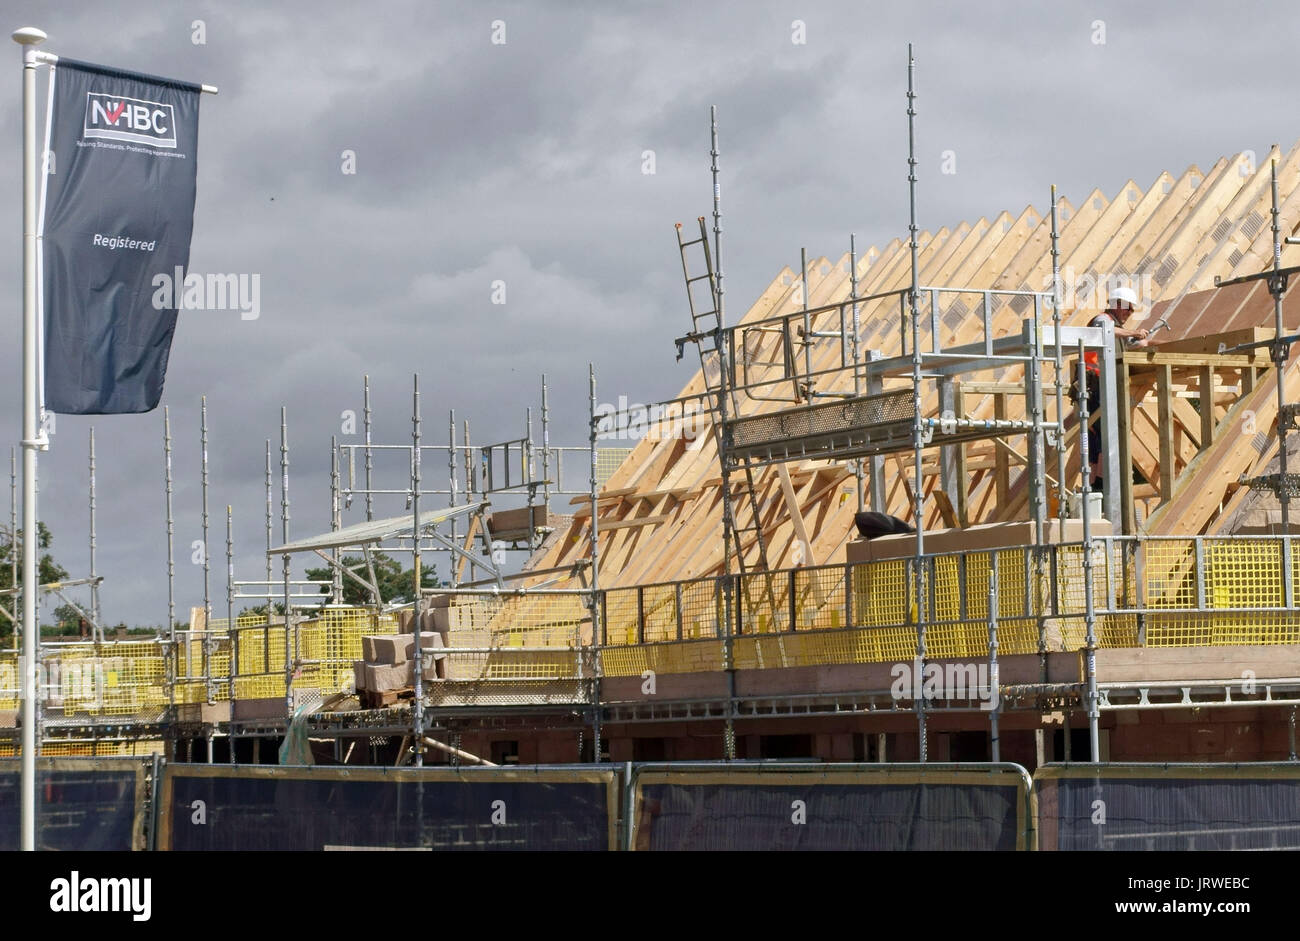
[
  {"xmin": 1035, "ymin": 763, "xmax": 1300, "ymax": 850},
  {"xmin": 160, "ymin": 764, "xmax": 619, "ymax": 851},
  {"xmin": 0, "ymin": 757, "xmax": 148, "ymax": 851},
  {"xmin": 629, "ymin": 762, "xmax": 1033, "ymax": 851}
]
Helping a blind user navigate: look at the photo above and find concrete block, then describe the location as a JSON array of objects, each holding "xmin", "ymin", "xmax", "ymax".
[
  {"xmin": 415, "ymin": 635, "xmax": 447, "ymax": 680},
  {"xmin": 431, "ymin": 605, "xmax": 474, "ymax": 633},
  {"xmin": 363, "ymin": 631, "xmax": 443, "ymax": 665},
  {"xmin": 420, "ymin": 632, "xmax": 447, "ymax": 664},
  {"xmin": 418, "ymin": 610, "xmax": 433, "ymax": 634},
  {"xmin": 365, "ymin": 661, "xmax": 413, "ymax": 693}
]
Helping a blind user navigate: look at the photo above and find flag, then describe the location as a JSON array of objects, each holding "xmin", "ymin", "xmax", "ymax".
[{"xmin": 41, "ymin": 58, "xmax": 202, "ymax": 414}]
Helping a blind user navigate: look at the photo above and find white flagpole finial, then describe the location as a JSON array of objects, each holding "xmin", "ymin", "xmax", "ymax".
[{"xmin": 11, "ymin": 27, "xmax": 47, "ymax": 45}]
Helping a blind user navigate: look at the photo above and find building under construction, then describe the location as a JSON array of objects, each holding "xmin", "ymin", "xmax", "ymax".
[{"xmin": 6, "ymin": 59, "xmax": 1300, "ymax": 850}]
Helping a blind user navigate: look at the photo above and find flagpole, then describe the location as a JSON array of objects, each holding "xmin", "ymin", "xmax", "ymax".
[
  {"xmin": 14, "ymin": 24, "xmax": 47, "ymax": 854},
  {"xmin": 13, "ymin": 27, "xmax": 217, "ymax": 852}
]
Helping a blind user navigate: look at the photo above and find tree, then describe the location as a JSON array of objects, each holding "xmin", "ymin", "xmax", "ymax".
[
  {"xmin": 304, "ymin": 551, "xmax": 439, "ymax": 607},
  {"xmin": 0, "ymin": 520, "xmax": 70, "ymax": 641},
  {"xmin": 51, "ymin": 602, "xmax": 88, "ymax": 636},
  {"xmin": 237, "ymin": 602, "xmax": 285, "ymax": 619},
  {"xmin": 0, "ymin": 520, "xmax": 69, "ymax": 587}
]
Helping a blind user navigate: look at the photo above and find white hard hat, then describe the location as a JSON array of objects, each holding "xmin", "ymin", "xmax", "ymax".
[{"xmin": 1108, "ymin": 286, "xmax": 1140, "ymax": 309}]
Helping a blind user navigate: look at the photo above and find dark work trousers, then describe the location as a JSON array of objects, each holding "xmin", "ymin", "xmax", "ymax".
[{"xmin": 1082, "ymin": 370, "xmax": 1102, "ymax": 478}]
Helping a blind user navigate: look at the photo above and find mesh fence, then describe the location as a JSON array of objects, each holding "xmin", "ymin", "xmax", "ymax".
[
  {"xmin": 1139, "ymin": 538, "xmax": 1300, "ymax": 647},
  {"xmin": 231, "ymin": 608, "xmax": 404, "ymax": 700},
  {"xmin": 602, "ymin": 635, "xmax": 724, "ymax": 676},
  {"xmin": 434, "ymin": 593, "xmax": 588, "ymax": 682},
  {"xmin": 7, "ymin": 759, "xmax": 1300, "ymax": 851},
  {"xmin": 597, "ymin": 537, "xmax": 1300, "ymax": 679},
  {"xmin": 39, "ymin": 641, "xmax": 169, "ymax": 719},
  {"xmin": 640, "ymin": 583, "xmax": 681, "ymax": 643},
  {"xmin": 0, "ymin": 650, "xmax": 16, "ymax": 711},
  {"xmin": 1143, "ymin": 538, "xmax": 1290, "ymax": 609},
  {"xmin": 1035, "ymin": 763, "xmax": 1300, "ymax": 851},
  {"xmin": 679, "ymin": 578, "xmax": 723, "ymax": 640},
  {"xmin": 13, "ymin": 739, "xmax": 166, "ymax": 758},
  {"xmin": 1142, "ymin": 539, "xmax": 1199, "ymax": 609},
  {"xmin": 595, "ymin": 448, "xmax": 633, "ymax": 488},
  {"xmin": 161, "ymin": 765, "xmax": 617, "ymax": 851},
  {"xmin": 1142, "ymin": 611, "xmax": 1300, "ymax": 647},
  {"xmin": 853, "ymin": 557, "xmax": 909, "ymax": 627},
  {"xmin": 232, "ymin": 622, "xmax": 288, "ymax": 700},
  {"xmin": 4, "ymin": 535, "xmax": 1297, "ymax": 726},
  {"xmin": 792, "ymin": 566, "xmax": 847, "ymax": 631},
  {"xmin": 0, "ymin": 757, "xmax": 148, "ymax": 851},
  {"xmin": 1206, "ymin": 540, "xmax": 1285, "ymax": 607},
  {"xmin": 629, "ymin": 764, "xmax": 1032, "ymax": 851},
  {"xmin": 737, "ymin": 572, "xmax": 789, "ymax": 635},
  {"xmin": 603, "ymin": 587, "xmax": 641, "ymax": 646}
]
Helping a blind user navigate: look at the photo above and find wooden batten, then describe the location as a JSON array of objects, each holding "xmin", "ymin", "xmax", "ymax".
[{"xmin": 531, "ymin": 142, "xmax": 1300, "ymax": 587}]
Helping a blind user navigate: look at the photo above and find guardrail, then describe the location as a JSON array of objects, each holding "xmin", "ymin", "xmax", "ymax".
[
  {"xmin": 3, "ymin": 535, "xmax": 1297, "ymax": 725},
  {"xmin": 598, "ymin": 535, "xmax": 1300, "ymax": 674}
]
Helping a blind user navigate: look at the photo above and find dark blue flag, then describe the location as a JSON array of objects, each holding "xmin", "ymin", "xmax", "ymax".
[{"xmin": 41, "ymin": 59, "xmax": 201, "ymax": 414}]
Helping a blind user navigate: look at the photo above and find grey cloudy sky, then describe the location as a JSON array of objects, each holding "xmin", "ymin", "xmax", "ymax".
[{"xmin": 1, "ymin": 0, "xmax": 1295, "ymax": 626}]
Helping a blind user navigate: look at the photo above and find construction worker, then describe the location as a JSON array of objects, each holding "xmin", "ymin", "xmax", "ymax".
[{"xmin": 1080, "ymin": 286, "xmax": 1149, "ymax": 489}]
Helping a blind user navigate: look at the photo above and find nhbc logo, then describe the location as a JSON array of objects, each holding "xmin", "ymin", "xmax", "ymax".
[{"xmin": 83, "ymin": 92, "xmax": 176, "ymax": 149}]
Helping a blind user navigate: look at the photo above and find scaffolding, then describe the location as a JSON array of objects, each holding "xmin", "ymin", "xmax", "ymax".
[
  {"xmin": 9, "ymin": 49, "xmax": 1300, "ymax": 773},
  {"xmin": 333, "ymin": 374, "xmax": 627, "ymax": 569},
  {"xmin": 1216, "ymin": 154, "xmax": 1300, "ymax": 520},
  {"xmin": 654, "ymin": 47, "xmax": 1121, "ymax": 758},
  {"xmin": 203, "ymin": 371, "xmax": 616, "ymax": 762},
  {"xmin": 1, "ymin": 431, "xmax": 109, "ymax": 646},
  {"xmin": 0, "ymin": 363, "xmax": 620, "ymax": 761}
]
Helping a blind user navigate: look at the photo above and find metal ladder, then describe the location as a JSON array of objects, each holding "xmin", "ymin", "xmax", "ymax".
[{"xmin": 675, "ymin": 217, "xmax": 770, "ymax": 576}]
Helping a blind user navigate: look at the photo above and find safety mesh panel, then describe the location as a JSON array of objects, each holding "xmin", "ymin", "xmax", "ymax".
[
  {"xmin": 737, "ymin": 572, "xmax": 788, "ymax": 635},
  {"xmin": 0, "ymin": 758, "xmax": 145, "ymax": 851},
  {"xmin": 603, "ymin": 588, "xmax": 641, "ymax": 646},
  {"xmin": 632, "ymin": 771, "xmax": 1023, "ymax": 850},
  {"xmin": 1036, "ymin": 766, "xmax": 1300, "ymax": 851},
  {"xmin": 792, "ymin": 566, "xmax": 846, "ymax": 631},
  {"xmin": 164, "ymin": 767, "xmax": 615, "ymax": 851}
]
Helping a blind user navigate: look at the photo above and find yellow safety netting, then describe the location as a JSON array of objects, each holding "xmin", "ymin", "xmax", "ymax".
[{"xmin": 4, "ymin": 537, "xmax": 1295, "ymax": 717}]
